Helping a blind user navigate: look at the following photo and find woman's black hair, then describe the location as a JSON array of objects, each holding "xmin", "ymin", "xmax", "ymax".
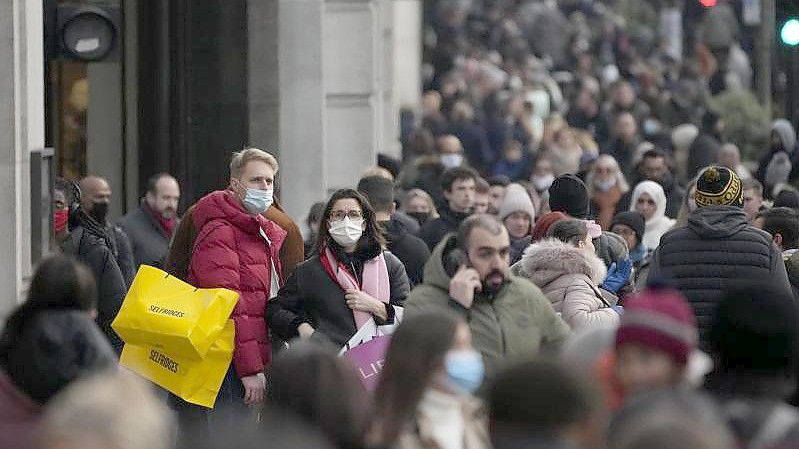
[
  {"xmin": 314, "ymin": 189, "xmax": 386, "ymax": 255},
  {"xmin": 0, "ymin": 255, "xmax": 97, "ymax": 363}
]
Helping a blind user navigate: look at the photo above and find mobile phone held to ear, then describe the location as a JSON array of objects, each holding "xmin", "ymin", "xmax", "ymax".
[{"xmin": 444, "ymin": 248, "xmax": 469, "ymax": 278}]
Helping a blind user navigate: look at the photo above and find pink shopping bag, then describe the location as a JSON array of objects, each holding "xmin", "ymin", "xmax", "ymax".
[{"xmin": 343, "ymin": 335, "xmax": 391, "ymax": 391}]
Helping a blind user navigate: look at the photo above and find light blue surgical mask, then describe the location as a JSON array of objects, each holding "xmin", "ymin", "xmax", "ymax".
[
  {"xmin": 243, "ymin": 188, "xmax": 273, "ymax": 214},
  {"xmin": 445, "ymin": 349, "xmax": 485, "ymax": 394}
]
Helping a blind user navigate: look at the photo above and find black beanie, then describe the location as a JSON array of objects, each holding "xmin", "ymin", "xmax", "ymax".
[
  {"xmin": 709, "ymin": 285, "xmax": 799, "ymax": 375},
  {"xmin": 695, "ymin": 166, "xmax": 743, "ymax": 208},
  {"xmin": 774, "ymin": 189, "xmax": 799, "ymax": 210},
  {"xmin": 611, "ymin": 211, "xmax": 646, "ymax": 245},
  {"xmin": 548, "ymin": 174, "xmax": 590, "ymax": 219}
]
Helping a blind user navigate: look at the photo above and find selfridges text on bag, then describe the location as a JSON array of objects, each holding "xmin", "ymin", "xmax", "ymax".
[
  {"xmin": 112, "ymin": 265, "xmax": 238, "ymax": 360},
  {"xmin": 120, "ymin": 320, "xmax": 235, "ymax": 408}
]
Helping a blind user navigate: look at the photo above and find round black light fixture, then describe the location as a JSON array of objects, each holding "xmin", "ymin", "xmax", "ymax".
[{"xmin": 60, "ymin": 6, "xmax": 116, "ymax": 61}]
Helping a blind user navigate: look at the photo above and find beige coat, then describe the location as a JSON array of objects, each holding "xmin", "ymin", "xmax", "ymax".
[
  {"xmin": 395, "ymin": 390, "xmax": 490, "ymax": 449},
  {"xmin": 514, "ymin": 239, "xmax": 620, "ymax": 329}
]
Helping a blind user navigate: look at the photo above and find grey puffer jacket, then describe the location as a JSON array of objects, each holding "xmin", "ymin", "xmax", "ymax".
[
  {"xmin": 648, "ymin": 206, "xmax": 792, "ymax": 344},
  {"xmin": 514, "ymin": 239, "xmax": 620, "ymax": 330}
]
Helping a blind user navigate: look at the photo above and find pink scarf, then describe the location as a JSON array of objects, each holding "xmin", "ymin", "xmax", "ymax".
[{"xmin": 321, "ymin": 247, "xmax": 390, "ymax": 329}]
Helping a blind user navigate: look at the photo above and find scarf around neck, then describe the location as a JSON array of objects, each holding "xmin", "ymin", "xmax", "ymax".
[{"xmin": 320, "ymin": 245, "xmax": 390, "ymax": 330}]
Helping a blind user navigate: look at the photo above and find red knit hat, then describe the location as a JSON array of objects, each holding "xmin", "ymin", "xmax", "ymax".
[
  {"xmin": 615, "ymin": 288, "xmax": 698, "ymax": 366},
  {"xmin": 531, "ymin": 211, "xmax": 567, "ymax": 241}
]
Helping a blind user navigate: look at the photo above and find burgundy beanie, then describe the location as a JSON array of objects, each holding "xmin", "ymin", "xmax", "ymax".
[
  {"xmin": 615, "ymin": 288, "xmax": 698, "ymax": 366},
  {"xmin": 531, "ymin": 211, "xmax": 568, "ymax": 241}
]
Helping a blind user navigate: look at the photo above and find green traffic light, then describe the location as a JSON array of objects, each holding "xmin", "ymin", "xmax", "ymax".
[{"xmin": 782, "ymin": 19, "xmax": 799, "ymax": 46}]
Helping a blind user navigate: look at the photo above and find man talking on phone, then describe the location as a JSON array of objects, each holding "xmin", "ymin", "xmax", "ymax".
[{"xmin": 405, "ymin": 214, "xmax": 570, "ymax": 377}]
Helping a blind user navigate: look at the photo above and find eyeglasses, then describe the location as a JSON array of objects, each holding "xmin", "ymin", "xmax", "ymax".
[{"xmin": 330, "ymin": 210, "xmax": 363, "ymax": 222}]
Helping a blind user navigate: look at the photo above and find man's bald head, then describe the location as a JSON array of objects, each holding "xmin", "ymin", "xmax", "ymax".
[{"xmin": 79, "ymin": 176, "xmax": 112, "ymax": 217}]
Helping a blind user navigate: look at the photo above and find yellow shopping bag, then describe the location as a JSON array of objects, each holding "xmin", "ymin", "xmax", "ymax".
[
  {"xmin": 112, "ymin": 265, "xmax": 238, "ymax": 360},
  {"xmin": 120, "ymin": 320, "xmax": 235, "ymax": 408}
]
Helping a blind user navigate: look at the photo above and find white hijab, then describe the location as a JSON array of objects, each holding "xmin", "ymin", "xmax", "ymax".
[{"xmin": 630, "ymin": 181, "xmax": 675, "ymax": 250}]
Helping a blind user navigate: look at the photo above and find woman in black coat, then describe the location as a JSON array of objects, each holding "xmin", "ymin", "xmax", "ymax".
[{"xmin": 268, "ymin": 189, "xmax": 410, "ymax": 348}]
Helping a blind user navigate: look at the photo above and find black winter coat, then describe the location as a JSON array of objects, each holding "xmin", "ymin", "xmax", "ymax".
[
  {"xmin": 268, "ymin": 245, "xmax": 410, "ymax": 348},
  {"xmin": 648, "ymin": 206, "xmax": 792, "ymax": 345},
  {"xmin": 686, "ymin": 131, "xmax": 721, "ymax": 181},
  {"xmin": 63, "ymin": 228, "xmax": 127, "ymax": 353},
  {"xmin": 382, "ymin": 219, "xmax": 430, "ymax": 288},
  {"xmin": 417, "ymin": 207, "xmax": 470, "ymax": 250},
  {"xmin": 105, "ymin": 224, "xmax": 137, "ymax": 287},
  {"xmin": 117, "ymin": 204, "xmax": 177, "ymax": 270},
  {"xmin": 0, "ymin": 310, "xmax": 116, "ymax": 404}
]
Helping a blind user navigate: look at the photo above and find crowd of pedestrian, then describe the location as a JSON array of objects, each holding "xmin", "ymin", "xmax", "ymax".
[{"xmin": 4, "ymin": 1, "xmax": 799, "ymax": 449}]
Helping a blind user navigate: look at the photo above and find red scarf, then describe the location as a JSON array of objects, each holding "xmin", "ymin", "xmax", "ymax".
[
  {"xmin": 143, "ymin": 201, "xmax": 176, "ymax": 238},
  {"xmin": 156, "ymin": 214, "xmax": 177, "ymax": 237},
  {"xmin": 319, "ymin": 246, "xmax": 389, "ymax": 329}
]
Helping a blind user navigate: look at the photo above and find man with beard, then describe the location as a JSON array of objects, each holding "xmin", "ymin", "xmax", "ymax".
[
  {"xmin": 118, "ymin": 173, "xmax": 181, "ymax": 269},
  {"xmin": 405, "ymin": 214, "xmax": 570, "ymax": 376},
  {"xmin": 79, "ymin": 176, "xmax": 137, "ymax": 286},
  {"xmin": 615, "ymin": 150, "xmax": 685, "ymax": 219}
]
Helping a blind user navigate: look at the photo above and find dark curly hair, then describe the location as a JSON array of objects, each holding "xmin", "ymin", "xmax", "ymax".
[{"xmin": 314, "ymin": 189, "xmax": 386, "ymax": 254}]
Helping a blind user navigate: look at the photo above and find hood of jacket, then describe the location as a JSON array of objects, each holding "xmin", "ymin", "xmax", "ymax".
[
  {"xmin": 423, "ymin": 234, "xmax": 459, "ymax": 291},
  {"xmin": 687, "ymin": 206, "xmax": 749, "ymax": 239},
  {"xmin": 0, "ymin": 311, "xmax": 116, "ymax": 404},
  {"xmin": 772, "ymin": 119, "xmax": 796, "ymax": 153},
  {"xmin": 193, "ymin": 190, "xmax": 272, "ymax": 237},
  {"xmin": 515, "ymin": 238, "xmax": 607, "ymax": 288}
]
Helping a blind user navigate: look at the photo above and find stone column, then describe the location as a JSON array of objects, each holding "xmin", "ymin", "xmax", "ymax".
[
  {"xmin": 0, "ymin": 0, "xmax": 43, "ymax": 318},
  {"xmin": 278, "ymin": 0, "xmax": 327, "ymax": 221},
  {"xmin": 323, "ymin": 0, "xmax": 382, "ymax": 189}
]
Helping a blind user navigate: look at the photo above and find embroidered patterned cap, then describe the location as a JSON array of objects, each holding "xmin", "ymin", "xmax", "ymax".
[{"xmin": 694, "ymin": 166, "xmax": 743, "ymax": 208}]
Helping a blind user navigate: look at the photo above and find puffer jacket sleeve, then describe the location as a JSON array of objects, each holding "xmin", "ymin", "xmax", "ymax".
[
  {"xmin": 190, "ymin": 223, "xmax": 261, "ymax": 377},
  {"xmin": 560, "ymin": 280, "xmax": 620, "ymax": 329}
]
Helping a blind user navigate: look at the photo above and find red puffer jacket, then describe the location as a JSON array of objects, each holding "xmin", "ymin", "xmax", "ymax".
[{"xmin": 189, "ymin": 190, "xmax": 286, "ymax": 378}]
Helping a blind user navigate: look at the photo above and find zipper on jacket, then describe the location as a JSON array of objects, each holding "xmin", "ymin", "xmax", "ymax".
[{"xmin": 490, "ymin": 302, "xmax": 506, "ymax": 354}]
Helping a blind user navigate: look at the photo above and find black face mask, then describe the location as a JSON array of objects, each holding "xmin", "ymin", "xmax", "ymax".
[
  {"xmin": 89, "ymin": 201, "xmax": 109, "ymax": 223},
  {"xmin": 408, "ymin": 212, "xmax": 430, "ymax": 225}
]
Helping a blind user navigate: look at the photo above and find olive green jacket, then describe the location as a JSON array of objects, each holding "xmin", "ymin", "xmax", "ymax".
[{"xmin": 405, "ymin": 235, "xmax": 571, "ymax": 375}]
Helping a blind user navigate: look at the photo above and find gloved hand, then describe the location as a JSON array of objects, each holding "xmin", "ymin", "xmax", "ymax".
[
  {"xmin": 601, "ymin": 259, "xmax": 633, "ymax": 293},
  {"xmin": 611, "ymin": 305, "xmax": 624, "ymax": 315}
]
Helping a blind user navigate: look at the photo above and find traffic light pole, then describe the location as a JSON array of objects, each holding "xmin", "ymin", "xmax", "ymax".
[{"xmin": 758, "ymin": 0, "xmax": 775, "ymax": 117}]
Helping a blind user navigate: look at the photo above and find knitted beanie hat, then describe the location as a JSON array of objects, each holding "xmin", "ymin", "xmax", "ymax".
[
  {"xmin": 694, "ymin": 166, "xmax": 743, "ymax": 208},
  {"xmin": 499, "ymin": 183, "xmax": 536, "ymax": 222},
  {"xmin": 531, "ymin": 211, "xmax": 568, "ymax": 241},
  {"xmin": 611, "ymin": 211, "xmax": 646, "ymax": 245},
  {"xmin": 616, "ymin": 287, "xmax": 698, "ymax": 366},
  {"xmin": 548, "ymin": 174, "xmax": 590, "ymax": 219}
]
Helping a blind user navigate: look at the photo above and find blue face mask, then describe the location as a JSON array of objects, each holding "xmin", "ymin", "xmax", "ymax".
[
  {"xmin": 445, "ymin": 350, "xmax": 485, "ymax": 394},
  {"xmin": 243, "ymin": 188, "xmax": 273, "ymax": 214}
]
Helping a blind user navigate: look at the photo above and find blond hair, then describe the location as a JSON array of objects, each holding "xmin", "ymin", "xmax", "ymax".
[
  {"xmin": 230, "ymin": 147, "xmax": 279, "ymax": 179},
  {"xmin": 40, "ymin": 372, "xmax": 175, "ymax": 449}
]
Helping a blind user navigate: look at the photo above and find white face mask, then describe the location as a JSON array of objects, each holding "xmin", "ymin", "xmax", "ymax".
[
  {"xmin": 594, "ymin": 178, "xmax": 617, "ymax": 192},
  {"xmin": 441, "ymin": 153, "xmax": 464, "ymax": 169},
  {"xmin": 328, "ymin": 217, "xmax": 364, "ymax": 247},
  {"xmin": 532, "ymin": 174, "xmax": 555, "ymax": 192}
]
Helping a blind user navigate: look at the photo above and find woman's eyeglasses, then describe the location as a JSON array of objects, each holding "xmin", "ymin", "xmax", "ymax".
[{"xmin": 330, "ymin": 210, "xmax": 363, "ymax": 222}]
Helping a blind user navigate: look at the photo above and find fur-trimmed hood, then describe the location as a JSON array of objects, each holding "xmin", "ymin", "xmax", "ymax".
[{"xmin": 515, "ymin": 238, "xmax": 607, "ymax": 288}]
